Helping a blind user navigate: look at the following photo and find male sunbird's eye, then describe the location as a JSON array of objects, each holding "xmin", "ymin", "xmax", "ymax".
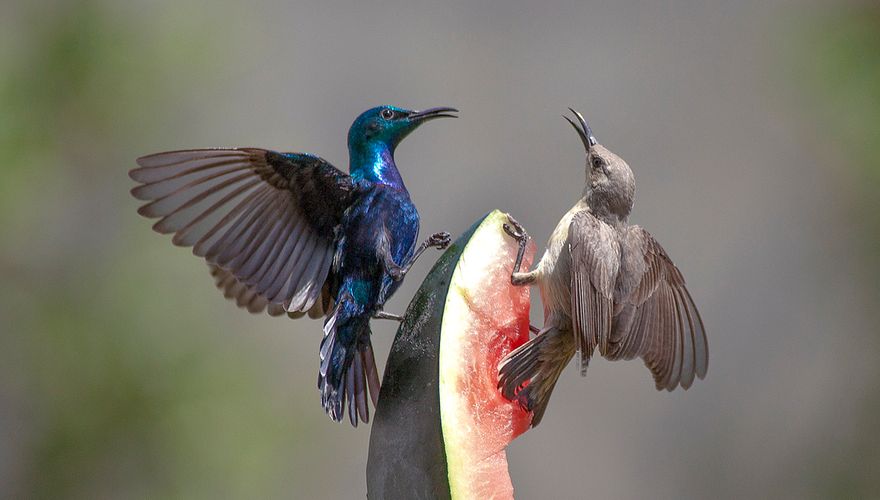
[{"xmin": 381, "ymin": 109, "xmax": 395, "ymax": 120}]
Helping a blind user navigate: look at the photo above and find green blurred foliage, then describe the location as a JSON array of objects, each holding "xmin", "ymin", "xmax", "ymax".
[
  {"xmin": 794, "ymin": 6, "xmax": 880, "ymax": 498},
  {"xmin": 0, "ymin": 1, "xmax": 308, "ymax": 498},
  {"xmin": 2, "ymin": 1, "xmax": 878, "ymax": 498},
  {"xmin": 800, "ymin": 8, "xmax": 880, "ymax": 282}
]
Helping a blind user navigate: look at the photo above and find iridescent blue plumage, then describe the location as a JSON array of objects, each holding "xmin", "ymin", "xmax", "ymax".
[
  {"xmin": 317, "ymin": 106, "xmax": 458, "ymax": 424},
  {"xmin": 130, "ymin": 105, "xmax": 456, "ymax": 426}
]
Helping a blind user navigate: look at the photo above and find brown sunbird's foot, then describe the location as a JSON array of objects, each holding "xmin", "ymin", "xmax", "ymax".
[
  {"xmin": 503, "ymin": 215, "xmax": 528, "ymax": 244},
  {"xmin": 373, "ymin": 310, "xmax": 404, "ymax": 322},
  {"xmin": 529, "ymin": 324, "xmax": 540, "ymax": 335},
  {"xmin": 510, "ymin": 272, "xmax": 535, "ymax": 286},
  {"xmin": 427, "ymin": 231, "xmax": 451, "ymax": 250},
  {"xmin": 504, "ymin": 215, "xmax": 534, "ymax": 286}
]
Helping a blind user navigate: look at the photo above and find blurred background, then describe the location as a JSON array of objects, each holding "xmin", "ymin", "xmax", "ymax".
[{"xmin": 1, "ymin": 0, "xmax": 878, "ymax": 498}]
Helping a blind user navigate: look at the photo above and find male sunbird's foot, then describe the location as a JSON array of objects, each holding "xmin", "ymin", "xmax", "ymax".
[
  {"xmin": 427, "ymin": 231, "xmax": 452, "ymax": 250},
  {"xmin": 386, "ymin": 231, "xmax": 452, "ymax": 282},
  {"xmin": 387, "ymin": 267, "xmax": 404, "ymax": 281},
  {"xmin": 373, "ymin": 310, "xmax": 404, "ymax": 322}
]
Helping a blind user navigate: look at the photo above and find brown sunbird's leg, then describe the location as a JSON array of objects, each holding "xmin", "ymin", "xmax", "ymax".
[{"xmin": 503, "ymin": 216, "xmax": 536, "ymax": 286}]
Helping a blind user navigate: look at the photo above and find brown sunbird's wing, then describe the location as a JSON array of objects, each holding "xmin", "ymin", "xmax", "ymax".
[
  {"xmin": 568, "ymin": 210, "xmax": 621, "ymax": 373},
  {"xmin": 130, "ymin": 148, "xmax": 354, "ymax": 316},
  {"xmin": 606, "ymin": 226, "xmax": 708, "ymax": 390}
]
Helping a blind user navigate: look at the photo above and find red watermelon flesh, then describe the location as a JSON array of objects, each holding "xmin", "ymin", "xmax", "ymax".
[
  {"xmin": 367, "ymin": 210, "xmax": 536, "ymax": 499},
  {"xmin": 439, "ymin": 210, "xmax": 536, "ymax": 498}
]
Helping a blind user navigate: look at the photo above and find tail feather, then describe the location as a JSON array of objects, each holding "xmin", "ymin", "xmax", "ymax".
[
  {"xmin": 498, "ymin": 326, "xmax": 576, "ymax": 427},
  {"xmin": 362, "ymin": 342, "xmax": 380, "ymax": 408},
  {"xmin": 318, "ymin": 300, "xmax": 379, "ymax": 427}
]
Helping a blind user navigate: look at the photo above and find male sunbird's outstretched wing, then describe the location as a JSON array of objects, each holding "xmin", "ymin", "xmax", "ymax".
[
  {"xmin": 208, "ymin": 264, "xmax": 334, "ymax": 318},
  {"xmin": 605, "ymin": 226, "xmax": 708, "ymax": 391},
  {"xmin": 130, "ymin": 148, "xmax": 354, "ymax": 316}
]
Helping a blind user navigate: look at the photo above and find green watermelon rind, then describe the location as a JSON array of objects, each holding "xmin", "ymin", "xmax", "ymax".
[
  {"xmin": 367, "ymin": 209, "xmax": 530, "ymax": 499},
  {"xmin": 439, "ymin": 210, "xmax": 527, "ymax": 499},
  {"xmin": 366, "ymin": 212, "xmax": 490, "ymax": 499}
]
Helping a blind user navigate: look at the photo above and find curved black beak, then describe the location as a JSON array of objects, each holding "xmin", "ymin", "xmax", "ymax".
[
  {"xmin": 408, "ymin": 106, "xmax": 459, "ymax": 122},
  {"xmin": 563, "ymin": 107, "xmax": 597, "ymax": 152}
]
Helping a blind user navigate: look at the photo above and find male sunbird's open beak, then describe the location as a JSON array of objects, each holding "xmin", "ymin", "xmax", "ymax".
[
  {"xmin": 564, "ymin": 107, "xmax": 597, "ymax": 152},
  {"xmin": 408, "ymin": 107, "xmax": 459, "ymax": 122}
]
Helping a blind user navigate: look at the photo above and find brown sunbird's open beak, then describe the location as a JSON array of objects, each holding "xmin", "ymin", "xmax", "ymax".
[{"xmin": 564, "ymin": 107, "xmax": 597, "ymax": 152}]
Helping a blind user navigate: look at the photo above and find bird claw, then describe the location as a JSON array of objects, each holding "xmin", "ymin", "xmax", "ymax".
[
  {"xmin": 388, "ymin": 267, "xmax": 403, "ymax": 281},
  {"xmin": 374, "ymin": 310, "xmax": 404, "ymax": 322},
  {"xmin": 503, "ymin": 215, "xmax": 529, "ymax": 243},
  {"xmin": 427, "ymin": 231, "xmax": 451, "ymax": 250}
]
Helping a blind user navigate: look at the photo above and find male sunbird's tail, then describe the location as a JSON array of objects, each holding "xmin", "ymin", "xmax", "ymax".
[{"xmin": 318, "ymin": 293, "xmax": 380, "ymax": 426}]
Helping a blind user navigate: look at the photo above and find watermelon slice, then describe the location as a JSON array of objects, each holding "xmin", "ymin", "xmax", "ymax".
[{"xmin": 367, "ymin": 210, "xmax": 536, "ymax": 499}]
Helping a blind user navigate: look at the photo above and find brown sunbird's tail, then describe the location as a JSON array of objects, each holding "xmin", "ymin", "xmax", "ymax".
[{"xmin": 497, "ymin": 326, "xmax": 576, "ymax": 427}]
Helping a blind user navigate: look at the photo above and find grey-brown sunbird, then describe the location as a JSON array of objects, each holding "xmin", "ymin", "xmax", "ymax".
[{"xmin": 499, "ymin": 109, "xmax": 708, "ymax": 427}]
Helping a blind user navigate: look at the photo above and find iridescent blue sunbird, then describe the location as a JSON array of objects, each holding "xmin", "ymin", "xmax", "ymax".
[{"xmin": 130, "ymin": 105, "xmax": 457, "ymax": 425}]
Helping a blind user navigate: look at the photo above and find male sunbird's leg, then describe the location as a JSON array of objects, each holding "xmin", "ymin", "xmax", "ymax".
[
  {"xmin": 384, "ymin": 231, "xmax": 451, "ymax": 281},
  {"xmin": 503, "ymin": 216, "xmax": 537, "ymax": 286},
  {"xmin": 373, "ymin": 311, "xmax": 404, "ymax": 322}
]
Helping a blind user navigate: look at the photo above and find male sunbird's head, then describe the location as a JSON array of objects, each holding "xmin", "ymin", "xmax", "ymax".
[
  {"xmin": 564, "ymin": 108, "xmax": 635, "ymax": 219},
  {"xmin": 348, "ymin": 105, "xmax": 458, "ymax": 152}
]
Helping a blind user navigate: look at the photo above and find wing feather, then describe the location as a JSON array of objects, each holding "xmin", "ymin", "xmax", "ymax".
[
  {"xmin": 170, "ymin": 178, "xmax": 263, "ymax": 245},
  {"xmin": 250, "ymin": 211, "xmax": 296, "ymax": 286},
  {"xmin": 265, "ymin": 220, "xmax": 312, "ymax": 301},
  {"xmin": 568, "ymin": 211, "xmax": 621, "ymax": 373},
  {"xmin": 234, "ymin": 196, "xmax": 291, "ymax": 279},
  {"xmin": 606, "ymin": 226, "xmax": 708, "ymax": 390},
  {"xmin": 131, "ymin": 148, "xmax": 354, "ymax": 316},
  {"xmin": 261, "ymin": 218, "xmax": 306, "ymax": 296}
]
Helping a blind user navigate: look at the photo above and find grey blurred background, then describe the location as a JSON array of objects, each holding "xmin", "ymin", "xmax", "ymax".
[{"xmin": 2, "ymin": 0, "xmax": 878, "ymax": 498}]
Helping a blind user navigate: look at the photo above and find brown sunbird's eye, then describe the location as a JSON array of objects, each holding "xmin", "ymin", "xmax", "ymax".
[
  {"xmin": 381, "ymin": 108, "xmax": 395, "ymax": 120},
  {"xmin": 591, "ymin": 157, "xmax": 603, "ymax": 171}
]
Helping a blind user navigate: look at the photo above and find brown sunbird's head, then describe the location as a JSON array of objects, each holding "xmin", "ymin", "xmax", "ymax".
[{"xmin": 564, "ymin": 108, "xmax": 635, "ymax": 219}]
